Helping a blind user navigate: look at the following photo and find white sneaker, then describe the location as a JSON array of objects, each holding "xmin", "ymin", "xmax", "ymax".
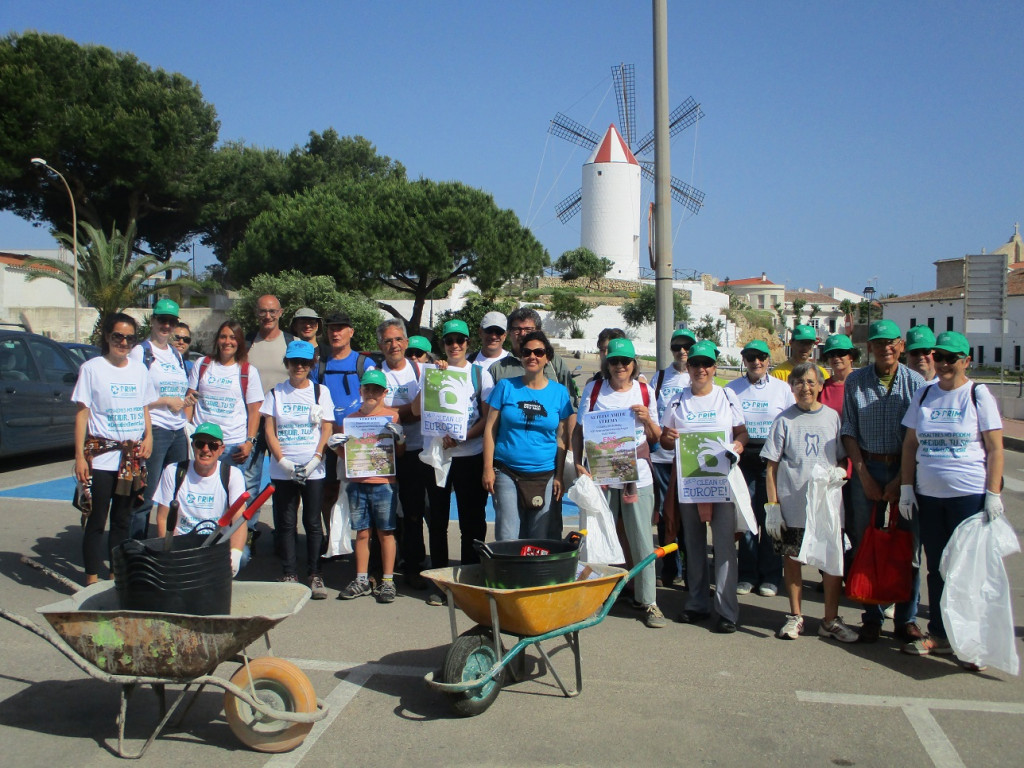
[
  {"xmin": 736, "ymin": 581, "xmax": 754, "ymax": 595},
  {"xmin": 883, "ymin": 605, "xmax": 896, "ymax": 620},
  {"xmin": 819, "ymin": 616, "xmax": 859, "ymax": 644},
  {"xmin": 758, "ymin": 583, "xmax": 778, "ymax": 597},
  {"xmin": 778, "ymin": 614, "xmax": 804, "ymax": 639}
]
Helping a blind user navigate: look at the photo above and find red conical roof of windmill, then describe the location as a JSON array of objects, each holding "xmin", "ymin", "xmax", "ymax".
[{"xmin": 586, "ymin": 124, "xmax": 639, "ymax": 165}]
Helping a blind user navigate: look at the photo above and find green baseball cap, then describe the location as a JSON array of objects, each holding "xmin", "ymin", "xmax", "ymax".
[
  {"xmin": 933, "ymin": 331, "xmax": 970, "ymax": 357},
  {"xmin": 441, "ymin": 319, "xmax": 470, "ymax": 338},
  {"xmin": 905, "ymin": 325, "xmax": 936, "ymax": 352},
  {"xmin": 868, "ymin": 319, "xmax": 901, "ymax": 341},
  {"xmin": 671, "ymin": 328, "xmax": 696, "ymax": 345},
  {"xmin": 822, "ymin": 334, "xmax": 855, "ymax": 355},
  {"xmin": 360, "ymin": 369, "xmax": 388, "ymax": 388},
  {"xmin": 193, "ymin": 422, "xmax": 223, "ymax": 442},
  {"xmin": 742, "ymin": 340, "xmax": 770, "ymax": 356},
  {"xmin": 606, "ymin": 338, "xmax": 636, "ymax": 359},
  {"xmin": 407, "ymin": 336, "xmax": 432, "ymax": 354},
  {"xmin": 791, "ymin": 324, "xmax": 817, "ymax": 342},
  {"xmin": 687, "ymin": 340, "xmax": 718, "ymax": 363},
  {"xmin": 152, "ymin": 298, "xmax": 180, "ymax": 318}
]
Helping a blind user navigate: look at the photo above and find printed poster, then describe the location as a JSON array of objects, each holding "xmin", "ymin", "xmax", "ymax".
[
  {"xmin": 675, "ymin": 430, "xmax": 732, "ymax": 502},
  {"xmin": 342, "ymin": 416, "xmax": 396, "ymax": 478},
  {"xmin": 581, "ymin": 408, "xmax": 638, "ymax": 484},
  {"xmin": 420, "ymin": 365, "xmax": 469, "ymax": 441}
]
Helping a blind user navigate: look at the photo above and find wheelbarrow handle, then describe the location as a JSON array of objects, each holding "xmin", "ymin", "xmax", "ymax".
[{"xmin": 654, "ymin": 542, "xmax": 679, "ymax": 558}]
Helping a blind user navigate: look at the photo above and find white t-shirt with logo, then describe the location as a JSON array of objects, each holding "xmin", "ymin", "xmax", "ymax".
[
  {"xmin": 660, "ymin": 386, "xmax": 745, "ymax": 448},
  {"xmin": 129, "ymin": 342, "xmax": 188, "ymax": 431},
  {"xmin": 152, "ymin": 461, "xmax": 246, "ymax": 535},
  {"xmin": 578, "ymin": 379, "xmax": 655, "ymax": 488},
  {"xmin": 651, "ymin": 366, "xmax": 691, "ymax": 464},
  {"xmin": 902, "ymin": 381, "xmax": 1002, "ymax": 497},
  {"xmin": 259, "ymin": 381, "xmax": 336, "ymax": 481},
  {"xmin": 72, "ymin": 356, "xmax": 158, "ymax": 472},
  {"xmin": 725, "ymin": 374, "xmax": 795, "ymax": 442},
  {"xmin": 445, "ymin": 361, "xmax": 494, "ymax": 458},
  {"xmin": 382, "ymin": 359, "xmax": 423, "ymax": 451},
  {"xmin": 188, "ymin": 360, "xmax": 265, "ymax": 444},
  {"xmin": 471, "ymin": 348, "xmax": 509, "ymax": 374}
]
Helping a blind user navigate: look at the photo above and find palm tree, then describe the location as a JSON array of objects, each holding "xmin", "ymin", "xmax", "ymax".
[{"xmin": 26, "ymin": 221, "xmax": 196, "ymax": 340}]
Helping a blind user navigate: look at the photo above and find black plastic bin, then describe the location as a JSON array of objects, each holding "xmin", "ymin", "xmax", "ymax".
[
  {"xmin": 474, "ymin": 533, "xmax": 583, "ymax": 589},
  {"xmin": 112, "ymin": 533, "xmax": 232, "ymax": 615}
]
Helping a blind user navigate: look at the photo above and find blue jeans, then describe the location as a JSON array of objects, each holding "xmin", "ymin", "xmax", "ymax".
[
  {"xmin": 918, "ymin": 492, "xmax": 985, "ymax": 638},
  {"xmin": 493, "ymin": 466, "xmax": 553, "ymax": 541},
  {"xmin": 347, "ymin": 483, "xmax": 397, "ymax": 532},
  {"xmin": 848, "ymin": 458, "xmax": 920, "ymax": 626},
  {"xmin": 736, "ymin": 454, "xmax": 782, "ymax": 588},
  {"xmin": 242, "ymin": 441, "xmax": 266, "ymax": 528},
  {"xmin": 131, "ymin": 425, "xmax": 187, "ymax": 539}
]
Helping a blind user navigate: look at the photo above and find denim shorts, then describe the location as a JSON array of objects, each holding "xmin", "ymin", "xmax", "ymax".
[{"xmin": 346, "ymin": 482, "xmax": 396, "ymax": 532}]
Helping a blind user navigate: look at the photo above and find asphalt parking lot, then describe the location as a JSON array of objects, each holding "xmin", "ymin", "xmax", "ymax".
[{"xmin": 0, "ymin": 447, "xmax": 1022, "ymax": 767}]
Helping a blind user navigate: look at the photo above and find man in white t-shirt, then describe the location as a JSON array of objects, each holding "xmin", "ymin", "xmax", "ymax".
[
  {"xmin": 727, "ymin": 339, "xmax": 795, "ymax": 598},
  {"xmin": 129, "ymin": 297, "xmax": 191, "ymax": 540},
  {"xmin": 468, "ymin": 311, "xmax": 510, "ymax": 373},
  {"xmin": 154, "ymin": 422, "xmax": 249, "ymax": 575}
]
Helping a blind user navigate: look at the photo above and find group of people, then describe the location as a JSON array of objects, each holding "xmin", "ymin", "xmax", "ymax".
[{"xmin": 71, "ymin": 301, "xmax": 1006, "ymax": 663}]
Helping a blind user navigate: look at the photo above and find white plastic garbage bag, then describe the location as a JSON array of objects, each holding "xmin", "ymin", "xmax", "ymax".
[
  {"xmin": 940, "ymin": 513, "xmax": 1020, "ymax": 675},
  {"xmin": 727, "ymin": 462, "xmax": 756, "ymax": 534},
  {"xmin": 418, "ymin": 437, "xmax": 452, "ymax": 487},
  {"xmin": 798, "ymin": 464, "xmax": 846, "ymax": 576},
  {"xmin": 326, "ymin": 481, "xmax": 354, "ymax": 557},
  {"xmin": 567, "ymin": 475, "xmax": 624, "ymax": 564}
]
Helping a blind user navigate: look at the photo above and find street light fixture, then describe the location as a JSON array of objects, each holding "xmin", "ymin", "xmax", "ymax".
[{"xmin": 31, "ymin": 158, "xmax": 79, "ymax": 343}]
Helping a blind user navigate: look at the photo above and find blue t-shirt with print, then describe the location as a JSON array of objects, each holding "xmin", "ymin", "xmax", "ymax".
[
  {"xmin": 487, "ymin": 377, "xmax": 574, "ymax": 473},
  {"xmin": 319, "ymin": 351, "xmax": 376, "ymax": 423}
]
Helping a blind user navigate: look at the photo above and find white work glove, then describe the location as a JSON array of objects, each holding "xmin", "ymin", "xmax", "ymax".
[
  {"xmin": 898, "ymin": 485, "xmax": 917, "ymax": 521},
  {"xmin": 827, "ymin": 465, "xmax": 848, "ymax": 485},
  {"xmin": 278, "ymin": 458, "xmax": 296, "ymax": 477},
  {"xmin": 301, "ymin": 456, "xmax": 321, "ymax": 477},
  {"xmin": 230, "ymin": 548, "xmax": 243, "ymax": 577},
  {"xmin": 308, "ymin": 404, "xmax": 323, "ymax": 424},
  {"xmin": 984, "ymin": 490, "xmax": 1004, "ymax": 522},
  {"xmin": 385, "ymin": 422, "xmax": 405, "ymax": 444},
  {"xmin": 764, "ymin": 503, "xmax": 785, "ymax": 541},
  {"xmin": 328, "ymin": 433, "xmax": 349, "ymax": 450}
]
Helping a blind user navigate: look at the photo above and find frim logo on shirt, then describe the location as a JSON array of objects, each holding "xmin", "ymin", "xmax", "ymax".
[
  {"xmin": 685, "ymin": 410, "xmax": 717, "ymax": 422},
  {"xmin": 741, "ymin": 400, "xmax": 769, "ymax": 411},
  {"xmin": 110, "ymin": 383, "xmax": 138, "ymax": 398},
  {"xmin": 184, "ymin": 492, "xmax": 215, "ymax": 508},
  {"xmin": 204, "ymin": 374, "xmax": 236, "ymax": 388},
  {"xmin": 929, "ymin": 409, "xmax": 963, "ymax": 422},
  {"xmin": 281, "ymin": 402, "xmax": 310, "ymax": 416}
]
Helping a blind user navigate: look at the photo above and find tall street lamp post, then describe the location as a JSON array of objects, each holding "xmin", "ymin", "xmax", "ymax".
[{"xmin": 31, "ymin": 158, "xmax": 79, "ymax": 343}]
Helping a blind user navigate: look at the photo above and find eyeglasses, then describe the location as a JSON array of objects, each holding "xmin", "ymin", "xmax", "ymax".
[
  {"xmin": 256, "ymin": 308, "xmax": 281, "ymax": 316},
  {"xmin": 870, "ymin": 338, "xmax": 899, "ymax": 348},
  {"xmin": 742, "ymin": 353, "xmax": 769, "ymax": 363},
  {"xmin": 791, "ymin": 379, "xmax": 819, "ymax": 388},
  {"xmin": 173, "ymin": 335, "xmax": 191, "ymax": 344},
  {"xmin": 443, "ymin": 335, "xmax": 468, "ymax": 346},
  {"xmin": 509, "ymin": 326, "xmax": 537, "ymax": 334},
  {"xmin": 687, "ymin": 358, "xmax": 715, "ymax": 368},
  {"xmin": 286, "ymin": 358, "xmax": 312, "ymax": 367},
  {"xmin": 521, "ymin": 347, "xmax": 547, "ymax": 358},
  {"xmin": 406, "ymin": 349, "xmax": 426, "ymax": 358},
  {"xmin": 908, "ymin": 349, "xmax": 933, "ymax": 356},
  {"xmin": 607, "ymin": 356, "xmax": 632, "ymax": 367},
  {"xmin": 932, "ymin": 351, "xmax": 965, "ymax": 365},
  {"xmin": 110, "ymin": 332, "xmax": 136, "ymax": 345},
  {"xmin": 192, "ymin": 439, "xmax": 222, "ymax": 451}
]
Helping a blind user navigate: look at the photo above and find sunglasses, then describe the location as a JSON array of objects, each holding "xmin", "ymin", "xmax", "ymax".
[
  {"xmin": 154, "ymin": 315, "xmax": 177, "ymax": 324},
  {"xmin": 483, "ymin": 327, "xmax": 505, "ymax": 335},
  {"xmin": 908, "ymin": 348, "xmax": 933, "ymax": 356},
  {"xmin": 286, "ymin": 358, "xmax": 313, "ymax": 366},
  {"xmin": 742, "ymin": 353, "xmax": 769, "ymax": 363},
  {"xmin": 932, "ymin": 351, "xmax": 964, "ymax": 365},
  {"xmin": 110, "ymin": 332, "xmax": 136, "ymax": 345},
  {"xmin": 687, "ymin": 358, "xmax": 715, "ymax": 368},
  {"xmin": 173, "ymin": 335, "xmax": 191, "ymax": 344},
  {"xmin": 192, "ymin": 439, "xmax": 222, "ymax": 451},
  {"xmin": 406, "ymin": 349, "xmax": 426, "ymax": 358},
  {"xmin": 607, "ymin": 356, "xmax": 633, "ymax": 367},
  {"xmin": 825, "ymin": 351, "xmax": 851, "ymax": 359},
  {"xmin": 670, "ymin": 345, "xmax": 691, "ymax": 353},
  {"xmin": 443, "ymin": 335, "xmax": 468, "ymax": 346},
  {"xmin": 521, "ymin": 347, "xmax": 547, "ymax": 358}
]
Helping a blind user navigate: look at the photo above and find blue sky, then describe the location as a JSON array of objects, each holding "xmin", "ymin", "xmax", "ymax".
[{"xmin": 3, "ymin": 1, "xmax": 1022, "ymax": 298}]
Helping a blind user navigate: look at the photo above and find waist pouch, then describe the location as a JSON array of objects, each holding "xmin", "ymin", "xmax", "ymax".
[{"xmin": 497, "ymin": 463, "xmax": 554, "ymax": 512}]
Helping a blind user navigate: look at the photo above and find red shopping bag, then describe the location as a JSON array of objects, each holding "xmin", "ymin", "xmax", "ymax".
[{"xmin": 845, "ymin": 502, "xmax": 913, "ymax": 605}]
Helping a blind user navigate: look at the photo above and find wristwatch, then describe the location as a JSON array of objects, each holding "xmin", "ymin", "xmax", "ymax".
[{"xmin": 247, "ymin": 436, "xmax": 258, "ymax": 446}]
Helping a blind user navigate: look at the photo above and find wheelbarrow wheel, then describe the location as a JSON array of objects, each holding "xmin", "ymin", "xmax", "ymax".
[
  {"xmin": 224, "ymin": 657, "xmax": 316, "ymax": 753},
  {"xmin": 442, "ymin": 626, "xmax": 505, "ymax": 717}
]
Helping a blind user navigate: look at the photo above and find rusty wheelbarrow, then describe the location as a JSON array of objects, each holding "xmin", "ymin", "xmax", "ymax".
[{"xmin": 0, "ymin": 559, "xmax": 328, "ymax": 758}]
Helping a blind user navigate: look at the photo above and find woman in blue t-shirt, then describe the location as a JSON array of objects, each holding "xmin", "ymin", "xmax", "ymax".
[{"xmin": 483, "ymin": 332, "xmax": 574, "ymax": 540}]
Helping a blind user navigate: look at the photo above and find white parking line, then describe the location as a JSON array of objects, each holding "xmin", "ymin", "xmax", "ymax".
[
  {"xmin": 796, "ymin": 691, "xmax": 1024, "ymax": 768},
  {"xmin": 261, "ymin": 659, "xmax": 434, "ymax": 768}
]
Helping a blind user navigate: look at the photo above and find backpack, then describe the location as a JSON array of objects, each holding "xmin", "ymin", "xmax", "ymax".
[
  {"xmin": 588, "ymin": 378, "xmax": 651, "ymax": 412},
  {"xmin": 141, "ymin": 339, "xmax": 184, "ymax": 370},
  {"xmin": 245, "ymin": 329, "xmax": 294, "ymax": 348},
  {"xmin": 197, "ymin": 357, "xmax": 251, "ymax": 402},
  {"xmin": 654, "ymin": 369, "xmax": 667, "ymax": 402},
  {"xmin": 171, "ymin": 459, "xmax": 231, "ymax": 512},
  {"xmin": 268, "ymin": 381, "xmax": 322, "ymax": 410},
  {"xmin": 918, "ymin": 381, "xmax": 1002, "ymax": 490},
  {"xmin": 315, "ymin": 352, "xmax": 369, "ymax": 397}
]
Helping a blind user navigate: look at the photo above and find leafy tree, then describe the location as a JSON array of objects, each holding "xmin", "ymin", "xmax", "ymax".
[
  {"xmin": 24, "ymin": 220, "xmax": 195, "ymax": 340},
  {"xmin": 433, "ymin": 292, "xmax": 519, "ymax": 353},
  {"xmin": 620, "ymin": 286, "xmax": 691, "ymax": 328},
  {"xmin": 553, "ymin": 247, "xmax": 613, "ymax": 287},
  {"xmin": 230, "ymin": 178, "xmax": 548, "ymax": 332},
  {"xmin": 286, "ymin": 130, "xmax": 405, "ymax": 190},
  {"xmin": 228, "ymin": 270, "xmax": 382, "ymax": 352},
  {"xmin": 694, "ymin": 313, "xmax": 725, "ymax": 346},
  {"xmin": 0, "ymin": 33, "xmax": 219, "ymax": 259},
  {"xmin": 838, "ymin": 298, "xmax": 856, "ymax": 317},
  {"xmin": 550, "ymin": 289, "xmax": 592, "ymax": 337},
  {"xmin": 791, "ymin": 297, "xmax": 807, "ymax": 328},
  {"xmin": 809, "ymin": 303, "xmax": 821, "ymax": 321}
]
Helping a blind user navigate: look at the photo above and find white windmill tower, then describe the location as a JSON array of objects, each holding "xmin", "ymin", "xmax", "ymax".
[{"xmin": 549, "ymin": 63, "xmax": 705, "ymax": 281}]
